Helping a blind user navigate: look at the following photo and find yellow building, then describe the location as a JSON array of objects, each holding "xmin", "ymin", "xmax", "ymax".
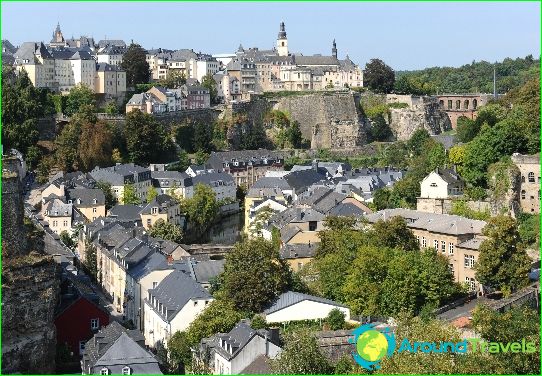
[
  {"xmin": 67, "ymin": 188, "xmax": 106, "ymax": 222},
  {"xmin": 140, "ymin": 194, "xmax": 183, "ymax": 230},
  {"xmin": 94, "ymin": 63, "xmax": 126, "ymax": 97},
  {"xmin": 366, "ymin": 209, "xmax": 487, "ymax": 293}
]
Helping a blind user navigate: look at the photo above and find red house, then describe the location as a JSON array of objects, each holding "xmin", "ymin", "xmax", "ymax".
[{"xmin": 55, "ymin": 296, "xmax": 110, "ymax": 356}]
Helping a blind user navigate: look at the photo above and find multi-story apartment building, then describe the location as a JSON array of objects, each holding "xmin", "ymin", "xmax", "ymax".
[
  {"xmin": 140, "ymin": 194, "xmax": 183, "ymax": 230},
  {"xmin": 96, "ymin": 45, "xmax": 126, "ymax": 67},
  {"xmin": 89, "ymin": 163, "xmax": 152, "ymax": 203},
  {"xmin": 366, "ymin": 209, "xmax": 487, "ymax": 293},
  {"xmin": 207, "ymin": 150, "xmax": 285, "ymax": 188},
  {"xmin": 94, "ymin": 63, "xmax": 126, "ymax": 97},
  {"xmin": 13, "ymin": 42, "xmax": 56, "ymax": 90}
]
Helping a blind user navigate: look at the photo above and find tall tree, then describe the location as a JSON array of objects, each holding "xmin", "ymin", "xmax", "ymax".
[
  {"xmin": 271, "ymin": 330, "xmax": 333, "ymax": 374},
  {"xmin": 124, "ymin": 109, "xmax": 175, "ymax": 164},
  {"xmin": 364, "ymin": 58, "xmax": 395, "ymax": 94},
  {"xmin": 475, "ymin": 215, "xmax": 532, "ymax": 293},
  {"xmin": 121, "ymin": 184, "xmax": 141, "ymax": 205},
  {"xmin": 79, "ymin": 121, "xmax": 114, "ymax": 171},
  {"xmin": 64, "ymin": 84, "xmax": 96, "ymax": 116},
  {"xmin": 201, "ymin": 73, "xmax": 218, "ymax": 104},
  {"xmin": 185, "ymin": 183, "xmax": 219, "ymax": 226},
  {"xmin": 121, "ymin": 43, "xmax": 151, "ymax": 86},
  {"xmin": 369, "ymin": 217, "xmax": 419, "ymax": 252},
  {"xmin": 221, "ymin": 237, "xmax": 291, "ymax": 313},
  {"xmin": 96, "ymin": 181, "xmax": 117, "ymax": 210},
  {"xmin": 148, "ymin": 219, "xmax": 183, "ymax": 243}
]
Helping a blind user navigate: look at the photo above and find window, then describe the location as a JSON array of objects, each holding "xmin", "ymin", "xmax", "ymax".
[
  {"xmin": 93, "ymin": 207, "xmax": 97, "ymax": 213},
  {"xmin": 63, "ymin": 220, "xmax": 68, "ymax": 227},
  {"xmin": 53, "ymin": 220, "xmax": 58, "ymax": 227},
  {"xmin": 465, "ymin": 277, "xmax": 476, "ymax": 292},
  {"xmin": 421, "ymin": 237, "xmax": 427, "ymax": 248},
  {"xmin": 521, "ymin": 190, "xmax": 526, "ymax": 199},
  {"xmin": 309, "ymin": 221, "xmax": 317, "ymax": 231},
  {"xmin": 464, "ymin": 255, "xmax": 475, "ymax": 268},
  {"xmin": 122, "ymin": 366, "xmax": 131, "ymax": 375},
  {"xmin": 90, "ymin": 318, "xmax": 100, "ymax": 330},
  {"xmin": 194, "ymin": 301, "xmax": 198, "ymax": 306},
  {"xmin": 528, "ymin": 172, "xmax": 535, "ymax": 183},
  {"xmin": 448, "ymin": 243, "xmax": 454, "ymax": 255},
  {"xmin": 79, "ymin": 341, "xmax": 86, "ymax": 355},
  {"xmin": 100, "ymin": 368, "xmax": 109, "ymax": 375},
  {"xmin": 147, "ymin": 218, "xmax": 151, "ymax": 226},
  {"xmin": 449, "ymin": 264, "xmax": 454, "ymax": 274},
  {"xmin": 441, "ymin": 241, "xmax": 446, "ymax": 253},
  {"xmin": 433, "ymin": 240, "xmax": 439, "ymax": 250},
  {"xmin": 416, "ymin": 235, "xmax": 420, "ymax": 243},
  {"xmin": 152, "ymin": 281, "xmax": 158, "ymax": 288},
  {"xmin": 430, "ymin": 182, "xmax": 438, "ymax": 187},
  {"xmin": 152, "ymin": 207, "xmax": 158, "ymax": 214}
]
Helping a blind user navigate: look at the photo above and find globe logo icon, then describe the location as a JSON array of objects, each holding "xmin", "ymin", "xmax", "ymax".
[
  {"xmin": 350, "ymin": 323, "xmax": 396, "ymax": 370},
  {"xmin": 356, "ymin": 329, "xmax": 389, "ymax": 362}
]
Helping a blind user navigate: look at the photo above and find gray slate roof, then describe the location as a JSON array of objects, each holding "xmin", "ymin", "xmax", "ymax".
[
  {"xmin": 283, "ymin": 169, "xmax": 327, "ymax": 193},
  {"xmin": 191, "ymin": 172, "xmax": 235, "ymax": 187},
  {"xmin": 67, "ymin": 188, "xmax": 105, "ymax": 207},
  {"xmin": 44, "ymin": 198, "xmax": 73, "ymax": 217},
  {"xmin": 140, "ymin": 194, "xmax": 178, "ymax": 215},
  {"xmin": 147, "ymin": 271, "xmax": 211, "ymax": 322},
  {"xmin": 83, "ymin": 322, "xmax": 161, "ymax": 375},
  {"xmin": 108, "ymin": 204, "xmax": 144, "ymax": 223},
  {"xmin": 328, "ymin": 202, "xmax": 367, "ymax": 217},
  {"xmin": 97, "ymin": 40, "xmax": 126, "ymax": 48},
  {"xmin": 280, "ymin": 243, "xmax": 317, "ymax": 259},
  {"xmin": 264, "ymin": 291, "xmax": 346, "ymax": 315},
  {"xmin": 365, "ymin": 208, "xmax": 486, "ymax": 236}
]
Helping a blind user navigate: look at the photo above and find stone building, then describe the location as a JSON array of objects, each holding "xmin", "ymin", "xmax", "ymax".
[
  {"xmin": 436, "ymin": 94, "xmax": 493, "ymax": 129},
  {"xmin": 512, "ymin": 153, "xmax": 540, "ymax": 214},
  {"xmin": 2, "ymin": 154, "xmax": 60, "ymax": 373}
]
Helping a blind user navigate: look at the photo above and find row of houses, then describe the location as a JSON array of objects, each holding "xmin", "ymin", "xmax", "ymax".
[{"xmin": 125, "ymin": 85, "xmax": 211, "ymax": 114}]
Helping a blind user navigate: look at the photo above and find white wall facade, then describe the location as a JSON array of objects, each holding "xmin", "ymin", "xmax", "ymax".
[{"xmin": 265, "ymin": 300, "xmax": 350, "ymax": 323}]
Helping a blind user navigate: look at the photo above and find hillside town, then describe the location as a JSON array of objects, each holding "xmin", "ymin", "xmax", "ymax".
[{"xmin": 2, "ymin": 8, "xmax": 541, "ymax": 376}]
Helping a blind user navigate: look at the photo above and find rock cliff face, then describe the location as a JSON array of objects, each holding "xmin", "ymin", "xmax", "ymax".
[
  {"xmin": 388, "ymin": 96, "xmax": 452, "ymax": 140},
  {"xmin": 2, "ymin": 156, "xmax": 59, "ymax": 374},
  {"xmin": 488, "ymin": 161, "xmax": 522, "ymax": 218},
  {"xmin": 272, "ymin": 92, "xmax": 367, "ymax": 149}
]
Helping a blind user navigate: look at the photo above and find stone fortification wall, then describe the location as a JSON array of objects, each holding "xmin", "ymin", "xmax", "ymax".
[
  {"xmin": 389, "ymin": 96, "xmax": 452, "ymax": 140},
  {"xmin": 2, "ymin": 157, "xmax": 60, "ymax": 374}
]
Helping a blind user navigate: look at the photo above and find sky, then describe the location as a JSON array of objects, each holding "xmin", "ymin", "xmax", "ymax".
[{"xmin": 2, "ymin": 1, "xmax": 540, "ymax": 71}]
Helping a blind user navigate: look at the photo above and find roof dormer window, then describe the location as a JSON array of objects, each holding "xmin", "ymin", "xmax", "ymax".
[
  {"xmin": 121, "ymin": 366, "xmax": 131, "ymax": 375},
  {"xmin": 100, "ymin": 367, "xmax": 110, "ymax": 375},
  {"xmin": 152, "ymin": 207, "xmax": 158, "ymax": 214}
]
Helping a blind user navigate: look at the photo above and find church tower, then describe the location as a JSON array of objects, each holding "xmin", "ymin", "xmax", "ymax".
[
  {"xmin": 50, "ymin": 22, "xmax": 66, "ymax": 47},
  {"xmin": 332, "ymin": 39, "xmax": 337, "ymax": 59},
  {"xmin": 276, "ymin": 21, "xmax": 288, "ymax": 57}
]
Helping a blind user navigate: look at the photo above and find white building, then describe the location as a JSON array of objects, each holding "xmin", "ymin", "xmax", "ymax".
[
  {"xmin": 143, "ymin": 271, "xmax": 213, "ymax": 348},
  {"xmin": 200, "ymin": 320, "xmax": 282, "ymax": 375},
  {"xmin": 190, "ymin": 172, "xmax": 236, "ymax": 202},
  {"xmin": 420, "ymin": 168, "xmax": 464, "ymax": 199},
  {"xmin": 263, "ymin": 291, "xmax": 350, "ymax": 323}
]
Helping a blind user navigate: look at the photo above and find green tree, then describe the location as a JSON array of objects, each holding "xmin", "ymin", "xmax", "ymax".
[
  {"xmin": 160, "ymin": 69, "xmax": 186, "ymax": 88},
  {"xmin": 121, "ymin": 43, "xmax": 151, "ymax": 86},
  {"xmin": 472, "ymin": 304, "xmax": 540, "ymax": 374},
  {"xmin": 96, "ymin": 181, "xmax": 117, "ymax": 210},
  {"xmin": 376, "ymin": 316, "xmax": 508, "ymax": 374},
  {"xmin": 167, "ymin": 331, "xmax": 192, "ymax": 374},
  {"xmin": 60, "ymin": 230, "xmax": 75, "ymax": 249},
  {"xmin": 475, "ymin": 215, "xmax": 532, "ymax": 293},
  {"xmin": 25, "ymin": 145, "xmax": 43, "ymax": 170},
  {"xmin": 148, "ymin": 219, "xmax": 183, "ymax": 243},
  {"xmin": 222, "ymin": 237, "xmax": 291, "ymax": 313},
  {"xmin": 271, "ymin": 330, "xmax": 333, "ymax": 374},
  {"xmin": 201, "ymin": 73, "xmax": 218, "ymax": 104},
  {"xmin": 372, "ymin": 188, "xmax": 391, "ymax": 210},
  {"xmin": 79, "ymin": 121, "xmax": 114, "ymax": 171},
  {"xmin": 194, "ymin": 150, "xmax": 209, "ymax": 165},
  {"xmin": 84, "ymin": 240, "xmax": 98, "ymax": 280},
  {"xmin": 121, "ymin": 184, "xmax": 141, "ymax": 205},
  {"xmin": 326, "ymin": 308, "xmax": 346, "ymax": 330},
  {"xmin": 124, "ymin": 109, "xmax": 175, "ymax": 164},
  {"xmin": 406, "ymin": 128, "xmax": 430, "ymax": 156},
  {"xmin": 363, "ymin": 58, "xmax": 395, "ymax": 94},
  {"xmin": 146, "ymin": 186, "xmax": 158, "ymax": 203},
  {"xmin": 250, "ymin": 314, "xmax": 268, "ymax": 330},
  {"xmin": 105, "ymin": 100, "xmax": 119, "ymax": 115},
  {"xmin": 64, "ymin": 84, "xmax": 96, "ymax": 116},
  {"xmin": 55, "ymin": 121, "xmax": 82, "ymax": 172},
  {"xmin": 368, "ymin": 114, "xmax": 393, "ymax": 142},
  {"xmin": 517, "ymin": 213, "xmax": 540, "ymax": 248},
  {"xmin": 185, "ymin": 299, "xmax": 243, "ymax": 347},
  {"xmin": 185, "ymin": 183, "xmax": 219, "ymax": 226},
  {"xmin": 369, "ymin": 216, "xmax": 419, "ymax": 251},
  {"xmin": 193, "ymin": 122, "xmax": 213, "ymax": 153}
]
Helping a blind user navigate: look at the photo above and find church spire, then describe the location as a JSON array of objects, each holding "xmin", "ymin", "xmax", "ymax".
[
  {"xmin": 278, "ymin": 21, "xmax": 287, "ymax": 39},
  {"xmin": 332, "ymin": 39, "xmax": 337, "ymax": 59}
]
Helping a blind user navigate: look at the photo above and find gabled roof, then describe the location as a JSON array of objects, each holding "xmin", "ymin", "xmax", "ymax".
[
  {"xmin": 191, "ymin": 172, "xmax": 234, "ymax": 186},
  {"xmin": 83, "ymin": 322, "xmax": 161, "ymax": 374},
  {"xmin": 147, "ymin": 271, "xmax": 211, "ymax": 322},
  {"xmin": 425, "ymin": 167, "xmax": 463, "ymax": 184},
  {"xmin": 295, "ymin": 55, "xmax": 340, "ymax": 66},
  {"xmin": 108, "ymin": 204, "xmax": 144, "ymax": 223},
  {"xmin": 67, "ymin": 188, "xmax": 105, "ymax": 207},
  {"xmin": 97, "ymin": 39, "xmax": 126, "ymax": 48},
  {"xmin": 280, "ymin": 242, "xmax": 317, "ymax": 259},
  {"xmin": 283, "ymin": 169, "xmax": 327, "ymax": 193},
  {"xmin": 264, "ymin": 291, "xmax": 346, "ymax": 315},
  {"xmin": 140, "ymin": 194, "xmax": 178, "ymax": 215}
]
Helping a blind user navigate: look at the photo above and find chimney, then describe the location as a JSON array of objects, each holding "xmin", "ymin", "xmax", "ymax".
[
  {"xmin": 167, "ymin": 254, "xmax": 173, "ymax": 265},
  {"xmin": 312, "ymin": 159, "xmax": 318, "ymax": 172}
]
